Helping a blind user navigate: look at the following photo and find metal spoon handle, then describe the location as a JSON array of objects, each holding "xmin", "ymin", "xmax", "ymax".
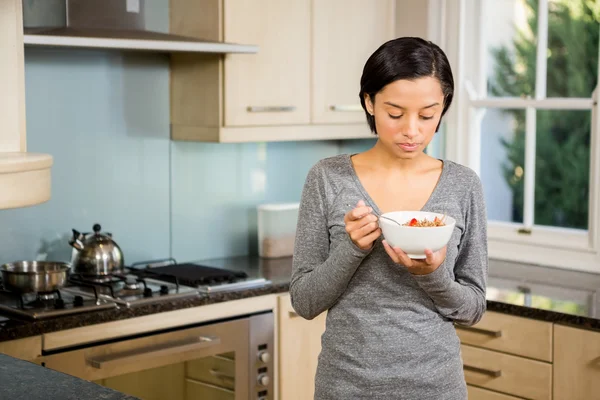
[{"xmin": 346, "ymin": 204, "xmax": 402, "ymax": 226}]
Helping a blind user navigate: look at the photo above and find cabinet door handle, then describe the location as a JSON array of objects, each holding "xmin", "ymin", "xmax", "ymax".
[
  {"xmin": 87, "ymin": 335, "xmax": 220, "ymax": 369},
  {"xmin": 456, "ymin": 325, "xmax": 502, "ymax": 338},
  {"xmin": 210, "ymin": 369, "xmax": 235, "ymax": 384},
  {"xmin": 463, "ymin": 364, "xmax": 502, "ymax": 378},
  {"xmin": 329, "ymin": 104, "xmax": 362, "ymax": 112},
  {"xmin": 246, "ymin": 106, "xmax": 296, "ymax": 113}
]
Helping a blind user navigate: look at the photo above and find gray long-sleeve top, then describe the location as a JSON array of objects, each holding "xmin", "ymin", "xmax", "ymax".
[{"xmin": 290, "ymin": 154, "xmax": 488, "ymax": 400}]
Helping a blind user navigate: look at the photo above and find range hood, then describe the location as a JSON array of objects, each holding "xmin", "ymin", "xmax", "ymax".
[{"xmin": 22, "ymin": 0, "xmax": 258, "ymax": 54}]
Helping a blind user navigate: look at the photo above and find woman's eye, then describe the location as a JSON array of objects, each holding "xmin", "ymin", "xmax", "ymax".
[
  {"xmin": 388, "ymin": 114, "xmax": 402, "ymax": 119},
  {"xmin": 420, "ymin": 116, "xmax": 434, "ymax": 120}
]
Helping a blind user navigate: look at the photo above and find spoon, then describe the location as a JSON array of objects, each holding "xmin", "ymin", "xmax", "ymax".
[{"xmin": 346, "ymin": 204, "xmax": 403, "ymax": 227}]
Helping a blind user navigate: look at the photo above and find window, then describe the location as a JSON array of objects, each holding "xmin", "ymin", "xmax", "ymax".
[{"xmin": 438, "ymin": 0, "xmax": 600, "ymax": 271}]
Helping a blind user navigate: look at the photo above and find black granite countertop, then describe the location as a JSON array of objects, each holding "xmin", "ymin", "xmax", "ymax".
[
  {"xmin": 0, "ymin": 353, "xmax": 138, "ymax": 399},
  {"xmin": 1, "ymin": 256, "xmax": 600, "ymax": 343}
]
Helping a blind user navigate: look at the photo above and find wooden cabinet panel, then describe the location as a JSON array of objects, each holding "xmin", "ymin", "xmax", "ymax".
[
  {"xmin": 461, "ymin": 344, "xmax": 552, "ymax": 400},
  {"xmin": 223, "ymin": 0, "xmax": 310, "ymax": 127},
  {"xmin": 467, "ymin": 385, "xmax": 525, "ymax": 400},
  {"xmin": 456, "ymin": 311, "xmax": 553, "ymax": 362},
  {"xmin": 553, "ymin": 324, "xmax": 600, "ymax": 400},
  {"xmin": 278, "ymin": 294, "xmax": 326, "ymax": 400},
  {"xmin": 311, "ymin": 0, "xmax": 395, "ymax": 124},
  {"xmin": 0, "ymin": 336, "xmax": 42, "ymax": 361}
]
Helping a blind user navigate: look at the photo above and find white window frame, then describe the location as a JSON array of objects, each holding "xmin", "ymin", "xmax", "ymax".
[{"xmin": 431, "ymin": 0, "xmax": 600, "ymax": 272}]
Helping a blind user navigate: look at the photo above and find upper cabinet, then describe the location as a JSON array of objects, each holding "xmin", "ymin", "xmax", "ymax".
[
  {"xmin": 170, "ymin": 0, "xmax": 396, "ymax": 143},
  {"xmin": 311, "ymin": 0, "xmax": 396, "ymax": 124},
  {"xmin": 223, "ymin": 0, "xmax": 310, "ymax": 127},
  {"xmin": 0, "ymin": 0, "xmax": 52, "ymax": 210}
]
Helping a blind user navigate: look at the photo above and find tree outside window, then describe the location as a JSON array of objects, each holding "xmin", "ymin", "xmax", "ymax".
[{"xmin": 478, "ymin": 0, "xmax": 599, "ymax": 232}]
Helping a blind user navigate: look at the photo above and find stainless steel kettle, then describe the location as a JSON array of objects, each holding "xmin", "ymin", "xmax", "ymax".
[{"xmin": 69, "ymin": 223, "xmax": 124, "ymax": 276}]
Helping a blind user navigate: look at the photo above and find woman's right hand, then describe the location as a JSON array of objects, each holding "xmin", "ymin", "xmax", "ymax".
[{"xmin": 344, "ymin": 200, "xmax": 381, "ymax": 250}]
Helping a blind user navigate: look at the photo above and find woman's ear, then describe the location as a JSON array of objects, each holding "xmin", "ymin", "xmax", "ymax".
[{"xmin": 364, "ymin": 94, "xmax": 374, "ymax": 115}]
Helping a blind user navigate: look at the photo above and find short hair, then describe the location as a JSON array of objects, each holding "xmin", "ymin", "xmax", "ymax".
[{"xmin": 359, "ymin": 37, "xmax": 454, "ymax": 134}]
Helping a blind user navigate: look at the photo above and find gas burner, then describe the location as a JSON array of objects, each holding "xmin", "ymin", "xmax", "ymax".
[
  {"xmin": 37, "ymin": 291, "xmax": 59, "ymax": 302},
  {"xmin": 123, "ymin": 277, "xmax": 141, "ymax": 291},
  {"xmin": 63, "ymin": 270, "xmax": 199, "ymax": 308},
  {"xmin": 129, "ymin": 258, "xmax": 271, "ymax": 294},
  {"xmin": 0, "ymin": 283, "xmax": 116, "ymax": 320}
]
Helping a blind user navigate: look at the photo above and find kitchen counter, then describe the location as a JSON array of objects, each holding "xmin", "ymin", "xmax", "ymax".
[
  {"xmin": 0, "ymin": 257, "xmax": 292, "ymax": 342},
  {"xmin": 0, "ymin": 353, "xmax": 138, "ymax": 400},
  {"xmin": 1, "ymin": 255, "xmax": 600, "ymax": 343}
]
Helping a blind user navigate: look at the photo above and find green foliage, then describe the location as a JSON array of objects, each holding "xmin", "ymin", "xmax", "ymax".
[{"xmin": 489, "ymin": 0, "xmax": 598, "ymax": 229}]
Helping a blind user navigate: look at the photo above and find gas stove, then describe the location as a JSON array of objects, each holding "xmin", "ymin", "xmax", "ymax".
[
  {"xmin": 64, "ymin": 271, "xmax": 199, "ymax": 308},
  {"xmin": 128, "ymin": 258, "xmax": 272, "ymax": 294},
  {"xmin": 0, "ymin": 285, "xmax": 117, "ymax": 320},
  {"xmin": 0, "ymin": 257, "xmax": 270, "ymax": 321}
]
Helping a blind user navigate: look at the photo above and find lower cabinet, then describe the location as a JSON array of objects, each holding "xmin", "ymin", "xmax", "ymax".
[
  {"xmin": 553, "ymin": 324, "xmax": 600, "ymax": 400},
  {"xmin": 461, "ymin": 344, "xmax": 552, "ymax": 399},
  {"xmin": 277, "ymin": 294, "xmax": 326, "ymax": 400},
  {"xmin": 467, "ymin": 385, "xmax": 525, "ymax": 400}
]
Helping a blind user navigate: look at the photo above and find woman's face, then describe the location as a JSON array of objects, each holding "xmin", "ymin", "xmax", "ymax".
[{"xmin": 365, "ymin": 77, "xmax": 445, "ymax": 159}]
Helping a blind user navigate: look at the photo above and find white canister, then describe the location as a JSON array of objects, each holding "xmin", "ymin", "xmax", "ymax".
[{"xmin": 257, "ymin": 203, "xmax": 299, "ymax": 258}]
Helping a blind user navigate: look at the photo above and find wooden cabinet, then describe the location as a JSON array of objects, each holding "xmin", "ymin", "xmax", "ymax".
[
  {"xmin": 277, "ymin": 294, "xmax": 326, "ymax": 400},
  {"xmin": 0, "ymin": 336, "xmax": 42, "ymax": 361},
  {"xmin": 223, "ymin": 0, "xmax": 310, "ymax": 127},
  {"xmin": 456, "ymin": 311, "xmax": 553, "ymax": 362},
  {"xmin": 170, "ymin": 0, "xmax": 392, "ymax": 143},
  {"xmin": 461, "ymin": 344, "xmax": 552, "ymax": 400},
  {"xmin": 311, "ymin": 0, "xmax": 395, "ymax": 124},
  {"xmin": 553, "ymin": 324, "xmax": 600, "ymax": 400},
  {"xmin": 456, "ymin": 312, "xmax": 553, "ymax": 399},
  {"xmin": 0, "ymin": 0, "xmax": 52, "ymax": 208},
  {"xmin": 467, "ymin": 385, "xmax": 525, "ymax": 400}
]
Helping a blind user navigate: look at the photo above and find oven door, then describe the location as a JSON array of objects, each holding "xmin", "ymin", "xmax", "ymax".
[{"xmin": 37, "ymin": 317, "xmax": 252, "ymax": 400}]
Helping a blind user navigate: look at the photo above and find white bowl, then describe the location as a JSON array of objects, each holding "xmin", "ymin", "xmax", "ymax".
[{"xmin": 379, "ymin": 211, "xmax": 456, "ymax": 259}]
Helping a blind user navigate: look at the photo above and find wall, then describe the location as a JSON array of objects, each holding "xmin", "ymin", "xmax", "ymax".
[{"xmin": 0, "ymin": 46, "xmax": 373, "ymax": 265}]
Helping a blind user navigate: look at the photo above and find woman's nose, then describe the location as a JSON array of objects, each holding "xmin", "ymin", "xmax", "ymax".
[{"xmin": 399, "ymin": 116, "xmax": 418, "ymax": 138}]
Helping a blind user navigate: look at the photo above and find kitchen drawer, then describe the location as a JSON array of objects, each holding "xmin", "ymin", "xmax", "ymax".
[
  {"xmin": 461, "ymin": 345, "xmax": 552, "ymax": 400},
  {"xmin": 186, "ymin": 353, "xmax": 235, "ymax": 390},
  {"xmin": 456, "ymin": 311, "xmax": 553, "ymax": 362},
  {"xmin": 467, "ymin": 385, "xmax": 525, "ymax": 399},
  {"xmin": 186, "ymin": 378, "xmax": 234, "ymax": 400}
]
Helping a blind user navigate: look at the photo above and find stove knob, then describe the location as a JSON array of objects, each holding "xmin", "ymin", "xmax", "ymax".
[
  {"xmin": 257, "ymin": 373, "xmax": 269, "ymax": 387},
  {"xmin": 73, "ymin": 296, "xmax": 84, "ymax": 307},
  {"xmin": 257, "ymin": 350, "xmax": 270, "ymax": 363},
  {"xmin": 160, "ymin": 285, "xmax": 169, "ymax": 295},
  {"xmin": 143, "ymin": 287, "xmax": 153, "ymax": 297},
  {"xmin": 54, "ymin": 298, "xmax": 65, "ymax": 309}
]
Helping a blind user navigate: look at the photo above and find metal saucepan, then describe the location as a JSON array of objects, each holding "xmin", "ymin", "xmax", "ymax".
[{"xmin": 0, "ymin": 261, "xmax": 70, "ymax": 293}]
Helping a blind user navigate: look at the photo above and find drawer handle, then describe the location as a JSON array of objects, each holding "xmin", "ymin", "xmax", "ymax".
[
  {"xmin": 186, "ymin": 378, "xmax": 235, "ymax": 394},
  {"xmin": 246, "ymin": 106, "xmax": 296, "ymax": 113},
  {"xmin": 329, "ymin": 104, "xmax": 362, "ymax": 112},
  {"xmin": 464, "ymin": 364, "xmax": 502, "ymax": 378},
  {"xmin": 456, "ymin": 325, "xmax": 502, "ymax": 338},
  {"xmin": 87, "ymin": 335, "xmax": 220, "ymax": 369},
  {"xmin": 210, "ymin": 369, "xmax": 235, "ymax": 384}
]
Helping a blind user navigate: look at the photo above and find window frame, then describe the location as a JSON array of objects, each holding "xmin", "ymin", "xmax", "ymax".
[{"xmin": 433, "ymin": 0, "xmax": 600, "ymax": 272}]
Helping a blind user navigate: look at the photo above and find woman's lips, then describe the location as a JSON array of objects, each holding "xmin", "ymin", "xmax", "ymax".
[{"xmin": 397, "ymin": 143, "xmax": 420, "ymax": 151}]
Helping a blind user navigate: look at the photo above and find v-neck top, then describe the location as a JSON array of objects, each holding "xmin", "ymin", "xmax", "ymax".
[
  {"xmin": 348, "ymin": 153, "xmax": 447, "ymax": 214},
  {"xmin": 290, "ymin": 153, "xmax": 488, "ymax": 400}
]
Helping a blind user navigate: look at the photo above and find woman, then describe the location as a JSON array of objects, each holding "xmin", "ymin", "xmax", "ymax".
[{"xmin": 290, "ymin": 37, "xmax": 488, "ymax": 399}]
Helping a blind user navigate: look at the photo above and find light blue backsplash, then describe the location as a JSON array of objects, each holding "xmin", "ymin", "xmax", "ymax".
[{"xmin": 0, "ymin": 47, "xmax": 375, "ymax": 265}]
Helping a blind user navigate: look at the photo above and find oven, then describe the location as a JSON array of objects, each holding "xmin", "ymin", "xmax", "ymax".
[{"xmin": 36, "ymin": 312, "xmax": 274, "ymax": 400}]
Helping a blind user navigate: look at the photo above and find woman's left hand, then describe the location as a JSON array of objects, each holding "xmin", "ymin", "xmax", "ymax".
[{"xmin": 382, "ymin": 240, "xmax": 447, "ymax": 275}]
